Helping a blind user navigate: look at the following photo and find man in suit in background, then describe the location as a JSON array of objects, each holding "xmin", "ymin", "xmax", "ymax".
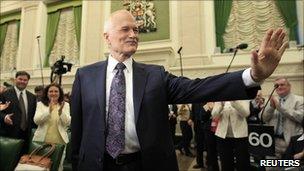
[
  {"xmin": 71, "ymin": 10, "xmax": 287, "ymax": 171},
  {"xmin": 189, "ymin": 103, "xmax": 207, "ymax": 168},
  {"xmin": 0, "ymin": 71, "xmax": 37, "ymax": 153},
  {"xmin": 262, "ymin": 77, "xmax": 304, "ymax": 158}
]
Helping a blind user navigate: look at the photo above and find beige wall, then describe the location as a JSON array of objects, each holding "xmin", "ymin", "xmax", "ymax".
[{"xmin": 1, "ymin": 1, "xmax": 303, "ymax": 97}]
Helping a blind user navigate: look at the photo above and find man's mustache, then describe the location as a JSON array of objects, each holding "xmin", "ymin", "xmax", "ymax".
[{"xmin": 125, "ymin": 39, "xmax": 138, "ymax": 44}]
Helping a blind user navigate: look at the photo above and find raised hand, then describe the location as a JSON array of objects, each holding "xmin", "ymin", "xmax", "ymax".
[
  {"xmin": 270, "ymin": 96, "xmax": 279, "ymax": 109},
  {"xmin": 250, "ymin": 28, "xmax": 288, "ymax": 82}
]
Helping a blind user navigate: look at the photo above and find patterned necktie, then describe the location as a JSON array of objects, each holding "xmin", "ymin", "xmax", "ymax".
[
  {"xmin": 19, "ymin": 92, "xmax": 27, "ymax": 131},
  {"xmin": 106, "ymin": 63, "xmax": 126, "ymax": 158}
]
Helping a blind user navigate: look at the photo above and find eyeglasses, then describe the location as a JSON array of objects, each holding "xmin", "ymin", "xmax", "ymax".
[{"xmin": 275, "ymin": 83, "xmax": 287, "ymax": 87}]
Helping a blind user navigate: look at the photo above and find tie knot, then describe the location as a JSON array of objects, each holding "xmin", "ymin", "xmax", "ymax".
[
  {"xmin": 20, "ymin": 92, "xmax": 23, "ymax": 95},
  {"xmin": 115, "ymin": 63, "xmax": 126, "ymax": 71},
  {"xmin": 280, "ymin": 98, "xmax": 285, "ymax": 103}
]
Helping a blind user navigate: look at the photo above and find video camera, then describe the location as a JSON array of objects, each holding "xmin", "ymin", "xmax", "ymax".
[
  {"xmin": 50, "ymin": 56, "xmax": 73, "ymax": 85},
  {"xmin": 51, "ymin": 55, "xmax": 72, "ymax": 75}
]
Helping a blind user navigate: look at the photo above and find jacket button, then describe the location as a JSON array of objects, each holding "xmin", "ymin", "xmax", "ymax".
[{"xmin": 98, "ymin": 157, "xmax": 102, "ymax": 162}]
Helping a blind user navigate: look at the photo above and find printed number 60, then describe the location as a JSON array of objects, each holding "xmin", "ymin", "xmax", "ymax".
[{"xmin": 249, "ymin": 132, "xmax": 272, "ymax": 148}]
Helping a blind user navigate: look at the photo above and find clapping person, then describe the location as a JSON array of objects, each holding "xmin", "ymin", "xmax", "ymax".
[
  {"xmin": 0, "ymin": 101, "xmax": 10, "ymax": 111},
  {"xmin": 0, "ymin": 71, "xmax": 37, "ymax": 154},
  {"xmin": 248, "ymin": 90, "xmax": 265, "ymax": 124},
  {"xmin": 212, "ymin": 100, "xmax": 250, "ymax": 171},
  {"xmin": 0, "ymin": 101, "xmax": 10, "ymax": 135},
  {"xmin": 262, "ymin": 78, "xmax": 304, "ymax": 158},
  {"xmin": 176, "ymin": 104, "xmax": 194, "ymax": 157},
  {"xmin": 32, "ymin": 83, "xmax": 71, "ymax": 171},
  {"xmin": 0, "ymin": 86, "xmax": 7, "ymax": 94}
]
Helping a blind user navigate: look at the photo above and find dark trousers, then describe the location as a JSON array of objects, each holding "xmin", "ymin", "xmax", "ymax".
[
  {"xmin": 194, "ymin": 121, "xmax": 205, "ymax": 166},
  {"xmin": 169, "ymin": 118, "xmax": 177, "ymax": 144},
  {"xmin": 217, "ymin": 137, "xmax": 250, "ymax": 171},
  {"xmin": 103, "ymin": 153, "xmax": 142, "ymax": 171},
  {"xmin": 204, "ymin": 128, "xmax": 219, "ymax": 171},
  {"xmin": 177, "ymin": 121, "xmax": 193, "ymax": 154}
]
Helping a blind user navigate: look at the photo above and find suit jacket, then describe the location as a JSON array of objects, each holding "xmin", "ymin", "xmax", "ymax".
[
  {"xmin": 262, "ymin": 93, "xmax": 304, "ymax": 144},
  {"xmin": 212, "ymin": 100, "xmax": 250, "ymax": 139},
  {"xmin": 33, "ymin": 101, "xmax": 71, "ymax": 144},
  {"xmin": 0, "ymin": 87, "xmax": 37, "ymax": 139},
  {"xmin": 71, "ymin": 60, "xmax": 259, "ymax": 171},
  {"xmin": 191, "ymin": 103, "xmax": 212, "ymax": 122},
  {"xmin": 283, "ymin": 134, "xmax": 304, "ymax": 160}
]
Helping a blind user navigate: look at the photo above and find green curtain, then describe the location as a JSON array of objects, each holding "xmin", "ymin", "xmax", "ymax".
[
  {"xmin": 275, "ymin": 0, "xmax": 298, "ymax": 41},
  {"xmin": 47, "ymin": 1, "xmax": 82, "ymax": 13},
  {"xmin": 214, "ymin": 0, "xmax": 233, "ymax": 52},
  {"xmin": 44, "ymin": 10, "xmax": 61, "ymax": 67},
  {"xmin": 0, "ymin": 23, "xmax": 8, "ymax": 56},
  {"xmin": 73, "ymin": 5, "xmax": 82, "ymax": 47}
]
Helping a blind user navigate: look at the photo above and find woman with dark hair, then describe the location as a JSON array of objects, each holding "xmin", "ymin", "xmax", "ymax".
[{"xmin": 33, "ymin": 83, "xmax": 71, "ymax": 171}]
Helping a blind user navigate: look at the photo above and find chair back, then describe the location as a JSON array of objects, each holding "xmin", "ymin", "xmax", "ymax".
[{"xmin": 0, "ymin": 136, "xmax": 24, "ymax": 171}]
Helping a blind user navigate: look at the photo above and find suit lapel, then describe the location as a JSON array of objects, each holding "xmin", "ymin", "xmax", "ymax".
[
  {"xmin": 95, "ymin": 61, "xmax": 107, "ymax": 121},
  {"xmin": 11, "ymin": 88, "xmax": 21, "ymax": 111},
  {"xmin": 25, "ymin": 91, "xmax": 33, "ymax": 112},
  {"xmin": 133, "ymin": 61, "xmax": 147, "ymax": 123}
]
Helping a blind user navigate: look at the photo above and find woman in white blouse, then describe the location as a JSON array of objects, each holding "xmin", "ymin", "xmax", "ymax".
[
  {"xmin": 212, "ymin": 100, "xmax": 250, "ymax": 171},
  {"xmin": 33, "ymin": 83, "xmax": 71, "ymax": 171}
]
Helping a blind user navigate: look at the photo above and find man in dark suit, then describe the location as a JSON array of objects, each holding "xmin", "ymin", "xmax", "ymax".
[
  {"xmin": 0, "ymin": 71, "xmax": 37, "ymax": 153},
  {"xmin": 71, "ymin": 10, "xmax": 288, "ymax": 171},
  {"xmin": 189, "ymin": 103, "xmax": 208, "ymax": 168}
]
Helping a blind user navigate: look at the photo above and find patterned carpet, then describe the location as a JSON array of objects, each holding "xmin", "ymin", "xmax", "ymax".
[{"xmin": 176, "ymin": 150, "xmax": 208, "ymax": 171}]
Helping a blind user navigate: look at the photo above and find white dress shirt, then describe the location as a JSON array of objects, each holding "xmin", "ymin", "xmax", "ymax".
[
  {"xmin": 106, "ymin": 55, "xmax": 140, "ymax": 153},
  {"xmin": 242, "ymin": 68, "xmax": 261, "ymax": 87}
]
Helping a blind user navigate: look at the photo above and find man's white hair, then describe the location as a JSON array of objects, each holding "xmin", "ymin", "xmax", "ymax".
[
  {"xmin": 103, "ymin": 10, "xmax": 134, "ymax": 34},
  {"xmin": 103, "ymin": 19, "xmax": 111, "ymax": 34}
]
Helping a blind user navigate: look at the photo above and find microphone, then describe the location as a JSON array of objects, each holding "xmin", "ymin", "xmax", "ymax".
[
  {"xmin": 177, "ymin": 46, "xmax": 183, "ymax": 76},
  {"xmin": 260, "ymin": 84, "xmax": 279, "ymax": 125},
  {"xmin": 274, "ymin": 83, "xmax": 279, "ymax": 89},
  {"xmin": 225, "ymin": 43, "xmax": 248, "ymax": 53},
  {"xmin": 236, "ymin": 43, "xmax": 248, "ymax": 50},
  {"xmin": 177, "ymin": 47, "xmax": 183, "ymax": 54},
  {"xmin": 36, "ymin": 35, "xmax": 45, "ymax": 86},
  {"xmin": 225, "ymin": 43, "xmax": 248, "ymax": 73}
]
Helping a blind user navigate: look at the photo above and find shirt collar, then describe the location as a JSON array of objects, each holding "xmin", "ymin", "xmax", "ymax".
[
  {"xmin": 14, "ymin": 86, "xmax": 25, "ymax": 95},
  {"xmin": 108, "ymin": 54, "xmax": 132, "ymax": 73},
  {"xmin": 279, "ymin": 93, "xmax": 290, "ymax": 101}
]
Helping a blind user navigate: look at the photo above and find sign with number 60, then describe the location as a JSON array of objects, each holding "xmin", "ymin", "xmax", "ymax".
[
  {"xmin": 248, "ymin": 124, "xmax": 275, "ymax": 156},
  {"xmin": 249, "ymin": 132, "xmax": 273, "ymax": 147}
]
